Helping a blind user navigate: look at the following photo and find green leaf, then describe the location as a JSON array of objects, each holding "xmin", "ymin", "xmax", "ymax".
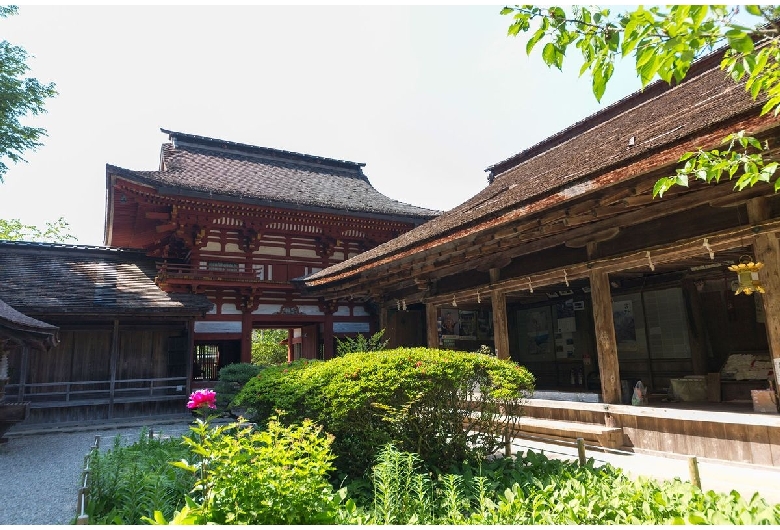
[
  {"xmin": 526, "ymin": 28, "xmax": 546, "ymax": 56},
  {"xmin": 500, "ymin": 7, "xmax": 514, "ymax": 15},
  {"xmin": 725, "ymin": 30, "xmax": 754, "ymax": 54},
  {"xmin": 745, "ymin": 5, "xmax": 762, "ymax": 16},
  {"xmin": 541, "ymin": 42, "xmax": 556, "ymax": 66},
  {"xmin": 688, "ymin": 513, "xmax": 707, "ymax": 524}
]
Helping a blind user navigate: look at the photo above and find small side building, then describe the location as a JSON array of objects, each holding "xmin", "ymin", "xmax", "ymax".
[{"xmin": 0, "ymin": 241, "xmax": 212, "ymax": 424}]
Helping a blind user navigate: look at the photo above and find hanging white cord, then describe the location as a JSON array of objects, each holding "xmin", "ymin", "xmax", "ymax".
[{"xmin": 703, "ymin": 238, "xmax": 714, "ymax": 260}]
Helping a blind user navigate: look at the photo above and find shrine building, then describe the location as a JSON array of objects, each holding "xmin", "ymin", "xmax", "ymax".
[{"xmin": 104, "ymin": 130, "xmax": 438, "ymax": 384}]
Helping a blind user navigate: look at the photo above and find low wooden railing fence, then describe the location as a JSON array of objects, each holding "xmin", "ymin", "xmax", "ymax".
[
  {"xmin": 75, "ymin": 434, "xmax": 101, "ymax": 525},
  {"xmin": 5, "ymin": 376, "xmax": 188, "ymax": 407}
]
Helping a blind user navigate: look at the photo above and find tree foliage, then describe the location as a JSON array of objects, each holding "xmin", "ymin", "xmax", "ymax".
[
  {"xmin": 501, "ymin": 5, "xmax": 780, "ymax": 196},
  {"xmin": 251, "ymin": 329, "xmax": 288, "ymax": 365},
  {"xmin": 0, "ymin": 216, "xmax": 75, "ymax": 242},
  {"xmin": 335, "ymin": 329, "xmax": 389, "ymax": 356},
  {"xmin": 0, "ymin": 5, "xmax": 57, "ymax": 182}
]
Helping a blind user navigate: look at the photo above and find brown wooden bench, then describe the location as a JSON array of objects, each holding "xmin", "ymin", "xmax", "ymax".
[{"xmin": 512, "ymin": 417, "xmax": 624, "ymax": 449}]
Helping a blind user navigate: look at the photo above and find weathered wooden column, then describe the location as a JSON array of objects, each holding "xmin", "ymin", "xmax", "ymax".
[
  {"xmin": 323, "ymin": 311, "xmax": 335, "ymax": 360},
  {"xmin": 425, "ymin": 303, "xmax": 439, "ymax": 349},
  {"xmin": 17, "ymin": 345, "xmax": 29, "ymax": 402},
  {"xmin": 287, "ymin": 328, "xmax": 295, "ymax": 362},
  {"xmin": 240, "ymin": 311, "xmax": 253, "ymax": 364},
  {"xmin": 491, "ymin": 291, "xmax": 510, "ymax": 360},
  {"xmin": 185, "ymin": 320, "xmax": 195, "ymax": 395},
  {"xmin": 379, "ymin": 306, "xmax": 388, "ymax": 333},
  {"xmin": 589, "ymin": 270, "xmax": 622, "ymax": 404},
  {"xmin": 682, "ymin": 279, "xmax": 709, "ymax": 375},
  {"xmin": 108, "ymin": 318, "xmax": 120, "ymax": 418},
  {"xmin": 748, "ymin": 198, "xmax": 780, "ymax": 395}
]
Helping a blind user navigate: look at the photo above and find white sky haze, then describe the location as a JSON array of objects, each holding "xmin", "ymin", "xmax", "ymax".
[{"xmin": 0, "ymin": 5, "xmax": 643, "ymax": 245}]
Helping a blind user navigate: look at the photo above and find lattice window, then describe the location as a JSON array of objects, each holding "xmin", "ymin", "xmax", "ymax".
[{"xmin": 194, "ymin": 344, "xmax": 220, "ymax": 381}]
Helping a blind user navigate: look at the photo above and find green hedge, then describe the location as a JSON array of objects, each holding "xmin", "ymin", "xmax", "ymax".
[
  {"xmin": 233, "ymin": 348, "xmax": 534, "ymax": 479},
  {"xmin": 213, "ymin": 363, "xmax": 262, "ymax": 416}
]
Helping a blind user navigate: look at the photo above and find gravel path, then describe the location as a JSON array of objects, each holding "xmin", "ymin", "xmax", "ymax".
[{"xmin": 0, "ymin": 418, "xmax": 194, "ymax": 525}]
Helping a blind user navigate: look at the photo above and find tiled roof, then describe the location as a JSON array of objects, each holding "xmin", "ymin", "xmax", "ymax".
[
  {"xmin": 0, "ymin": 241, "xmax": 213, "ymax": 316},
  {"xmin": 303, "ymin": 50, "xmax": 766, "ymax": 285},
  {"xmin": 107, "ymin": 129, "xmax": 439, "ymax": 221}
]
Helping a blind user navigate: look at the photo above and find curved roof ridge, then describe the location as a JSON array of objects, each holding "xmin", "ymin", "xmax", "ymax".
[{"xmin": 160, "ymin": 128, "xmax": 367, "ymax": 174}]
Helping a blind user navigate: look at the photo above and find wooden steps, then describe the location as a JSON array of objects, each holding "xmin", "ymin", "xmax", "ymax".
[{"xmin": 512, "ymin": 417, "xmax": 624, "ymax": 449}]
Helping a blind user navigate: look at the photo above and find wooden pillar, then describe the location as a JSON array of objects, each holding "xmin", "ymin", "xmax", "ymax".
[
  {"xmin": 323, "ymin": 312, "xmax": 334, "ymax": 360},
  {"xmin": 589, "ymin": 270, "xmax": 622, "ymax": 404},
  {"xmin": 754, "ymin": 232, "xmax": 780, "ymax": 392},
  {"xmin": 682, "ymin": 279, "xmax": 709, "ymax": 375},
  {"xmin": 748, "ymin": 198, "xmax": 780, "ymax": 394},
  {"xmin": 287, "ymin": 329, "xmax": 294, "ymax": 363},
  {"xmin": 379, "ymin": 306, "xmax": 388, "ymax": 333},
  {"xmin": 185, "ymin": 320, "xmax": 194, "ymax": 396},
  {"xmin": 108, "ymin": 318, "xmax": 119, "ymax": 418},
  {"xmin": 492, "ymin": 291, "xmax": 510, "ymax": 360},
  {"xmin": 17, "ymin": 345, "xmax": 29, "ymax": 402},
  {"xmin": 426, "ymin": 303, "xmax": 439, "ymax": 349},
  {"xmin": 240, "ymin": 312, "xmax": 253, "ymax": 364}
]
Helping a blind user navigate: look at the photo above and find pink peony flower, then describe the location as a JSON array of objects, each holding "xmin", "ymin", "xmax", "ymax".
[{"xmin": 187, "ymin": 388, "xmax": 217, "ymax": 410}]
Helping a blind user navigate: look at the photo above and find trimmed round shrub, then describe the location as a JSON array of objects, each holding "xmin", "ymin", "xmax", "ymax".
[
  {"xmin": 233, "ymin": 348, "xmax": 534, "ymax": 479},
  {"xmin": 213, "ymin": 363, "xmax": 262, "ymax": 416}
]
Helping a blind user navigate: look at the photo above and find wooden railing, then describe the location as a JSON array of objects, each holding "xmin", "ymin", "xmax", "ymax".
[
  {"xmin": 156, "ymin": 261, "xmax": 310, "ymax": 285},
  {"xmin": 4, "ymin": 376, "xmax": 188, "ymax": 407}
]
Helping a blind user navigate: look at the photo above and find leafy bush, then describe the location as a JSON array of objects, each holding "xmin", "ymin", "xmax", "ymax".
[
  {"xmin": 213, "ymin": 363, "xmax": 262, "ymax": 416},
  {"xmin": 234, "ymin": 348, "xmax": 534, "ymax": 479},
  {"xmin": 156, "ymin": 418, "xmax": 341, "ymax": 525},
  {"xmin": 336, "ymin": 329, "xmax": 389, "ymax": 355},
  {"xmin": 86, "ymin": 430, "xmax": 195, "ymax": 524}
]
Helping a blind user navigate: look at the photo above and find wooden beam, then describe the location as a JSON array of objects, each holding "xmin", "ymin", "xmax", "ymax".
[
  {"xmin": 565, "ymin": 228, "xmax": 620, "ymax": 249},
  {"xmin": 589, "ymin": 270, "xmax": 622, "ymax": 404},
  {"xmin": 156, "ymin": 222, "xmax": 177, "ymax": 233},
  {"xmin": 144, "ymin": 211, "xmax": 171, "ymax": 220},
  {"xmin": 426, "ymin": 303, "xmax": 439, "ymax": 349},
  {"xmin": 492, "ymin": 291, "xmax": 510, "ymax": 360}
]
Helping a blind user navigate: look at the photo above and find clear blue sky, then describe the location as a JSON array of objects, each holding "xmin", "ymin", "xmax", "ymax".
[{"xmin": 0, "ymin": 5, "xmax": 643, "ymax": 246}]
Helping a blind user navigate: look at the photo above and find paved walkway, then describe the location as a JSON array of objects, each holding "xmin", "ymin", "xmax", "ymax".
[
  {"xmin": 3, "ymin": 418, "xmax": 780, "ymax": 524},
  {"xmin": 0, "ymin": 417, "xmax": 194, "ymax": 525},
  {"xmin": 510, "ymin": 435, "xmax": 780, "ymax": 504}
]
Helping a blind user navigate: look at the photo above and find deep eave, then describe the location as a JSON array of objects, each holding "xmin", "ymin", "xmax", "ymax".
[{"xmin": 299, "ymin": 48, "xmax": 771, "ymax": 291}]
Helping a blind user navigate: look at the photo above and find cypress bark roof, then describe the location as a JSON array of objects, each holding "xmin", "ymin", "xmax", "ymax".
[
  {"xmin": 107, "ymin": 129, "xmax": 439, "ymax": 221},
  {"xmin": 302, "ymin": 50, "xmax": 767, "ymax": 287},
  {"xmin": 0, "ymin": 298, "xmax": 59, "ymax": 350},
  {"xmin": 0, "ymin": 241, "xmax": 213, "ymax": 316}
]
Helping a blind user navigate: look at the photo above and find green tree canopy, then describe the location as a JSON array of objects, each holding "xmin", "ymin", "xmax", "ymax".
[
  {"xmin": 0, "ymin": 216, "xmax": 75, "ymax": 242},
  {"xmin": 251, "ymin": 329, "xmax": 288, "ymax": 365},
  {"xmin": 0, "ymin": 5, "xmax": 57, "ymax": 182},
  {"xmin": 501, "ymin": 5, "xmax": 780, "ymax": 196}
]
